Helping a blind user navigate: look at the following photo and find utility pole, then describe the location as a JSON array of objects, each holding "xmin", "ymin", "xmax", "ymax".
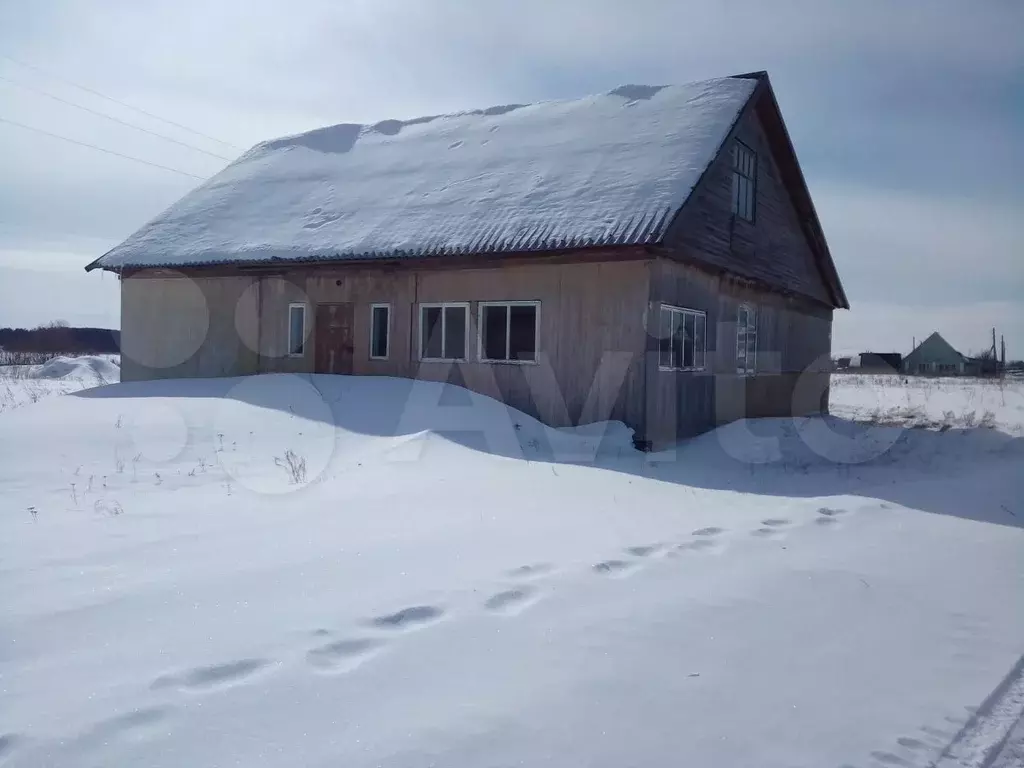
[{"xmin": 1001, "ymin": 335, "xmax": 1006, "ymax": 374}]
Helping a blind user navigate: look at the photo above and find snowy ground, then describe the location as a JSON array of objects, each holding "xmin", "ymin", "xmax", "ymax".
[
  {"xmin": 0, "ymin": 355, "xmax": 119, "ymax": 413},
  {"xmin": 832, "ymin": 373, "xmax": 1024, "ymax": 435},
  {"xmin": 1, "ymin": 373, "xmax": 1022, "ymax": 768}
]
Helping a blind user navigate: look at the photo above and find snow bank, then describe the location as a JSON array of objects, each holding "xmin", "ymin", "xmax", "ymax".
[
  {"xmin": 26, "ymin": 354, "xmax": 120, "ymax": 382},
  {"xmin": 1, "ymin": 374, "xmax": 1022, "ymax": 768},
  {"xmin": 0, "ymin": 355, "xmax": 119, "ymax": 413},
  {"xmin": 92, "ymin": 77, "xmax": 755, "ymax": 270}
]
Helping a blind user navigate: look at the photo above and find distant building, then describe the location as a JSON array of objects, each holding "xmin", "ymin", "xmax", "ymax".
[
  {"xmin": 902, "ymin": 333, "xmax": 965, "ymax": 375},
  {"xmin": 858, "ymin": 352, "xmax": 902, "ymax": 373}
]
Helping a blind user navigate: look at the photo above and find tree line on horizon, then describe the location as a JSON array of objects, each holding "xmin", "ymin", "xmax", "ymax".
[{"xmin": 0, "ymin": 322, "xmax": 120, "ymax": 365}]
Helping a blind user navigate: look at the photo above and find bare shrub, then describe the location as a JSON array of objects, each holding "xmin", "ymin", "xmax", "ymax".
[{"xmin": 274, "ymin": 450, "xmax": 307, "ymax": 484}]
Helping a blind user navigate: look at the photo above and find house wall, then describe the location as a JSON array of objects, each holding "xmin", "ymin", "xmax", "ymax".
[
  {"xmin": 645, "ymin": 252, "xmax": 832, "ymax": 445},
  {"xmin": 120, "ymin": 257, "xmax": 652, "ymax": 432},
  {"xmin": 120, "ymin": 273, "xmax": 259, "ymax": 381}
]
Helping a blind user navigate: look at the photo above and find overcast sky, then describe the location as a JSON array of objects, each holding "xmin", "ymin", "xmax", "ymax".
[{"xmin": 0, "ymin": 0, "xmax": 1021, "ymax": 357}]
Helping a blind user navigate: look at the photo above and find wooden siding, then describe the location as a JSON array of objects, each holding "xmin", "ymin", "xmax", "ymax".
[
  {"xmin": 663, "ymin": 93, "xmax": 832, "ymax": 307},
  {"xmin": 120, "ymin": 273, "xmax": 259, "ymax": 381},
  {"xmin": 644, "ymin": 257, "xmax": 832, "ymax": 445},
  {"xmin": 122, "ymin": 257, "xmax": 652, "ymax": 433}
]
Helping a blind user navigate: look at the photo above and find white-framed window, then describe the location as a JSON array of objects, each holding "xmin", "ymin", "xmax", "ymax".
[
  {"xmin": 731, "ymin": 140, "xmax": 756, "ymax": 222},
  {"xmin": 370, "ymin": 303, "xmax": 390, "ymax": 360},
  {"xmin": 419, "ymin": 302, "xmax": 469, "ymax": 361},
  {"xmin": 287, "ymin": 302, "xmax": 307, "ymax": 357},
  {"xmin": 658, "ymin": 304, "xmax": 707, "ymax": 371},
  {"xmin": 737, "ymin": 304, "xmax": 757, "ymax": 374},
  {"xmin": 478, "ymin": 301, "xmax": 539, "ymax": 363}
]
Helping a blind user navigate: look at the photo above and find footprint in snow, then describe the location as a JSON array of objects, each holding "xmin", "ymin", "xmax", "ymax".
[
  {"xmin": 624, "ymin": 543, "xmax": 665, "ymax": 558},
  {"xmin": 151, "ymin": 658, "xmax": 271, "ymax": 693},
  {"xmin": 307, "ymin": 638, "xmax": 384, "ymax": 673},
  {"xmin": 691, "ymin": 527, "xmax": 724, "ymax": 537},
  {"xmin": 592, "ymin": 559, "xmax": 638, "ymax": 577},
  {"xmin": 895, "ymin": 736, "xmax": 928, "ymax": 752},
  {"xmin": 370, "ymin": 605, "xmax": 444, "ymax": 631},
  {"xmin": 506, "ymin": 563, "xmax": 555, "ymax": 581},
  {"xmin": 484, "ymin": 587, "xmax": 540, "ymax": 615},
  {"xmin": 675, "ymin": 539, "xmax": 717, "ymax": 553},
  {"xmin": 751, "ymin": 518, "xmax": 791, "ymax": 537},
  {"xmin": 815, "ymin": 507, "xmax": 848, "ymax": 525}
]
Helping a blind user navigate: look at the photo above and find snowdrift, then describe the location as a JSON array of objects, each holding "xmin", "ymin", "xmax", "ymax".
[
  {"xmin": 26, "ymin": 354, "xmax": 120, "ymax": 382},
  {"xmin": 1, "ymin": 374, "xmax": 1023, "ymax": 768}
]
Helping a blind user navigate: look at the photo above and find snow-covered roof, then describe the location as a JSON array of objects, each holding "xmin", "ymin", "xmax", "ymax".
[{"xmin": 89, "ymin": 77, "xmax": 757, "ymax": 271}]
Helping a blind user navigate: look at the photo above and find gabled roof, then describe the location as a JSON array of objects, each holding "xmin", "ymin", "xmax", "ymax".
[
  {"xmin": 87, "ymin": 77, "xmax": 757, "ymax": 271},
  {"xmin": 86, "ymin": 73, "xmax": 846, "ymax": 309},
  {"xmin": 906, "ymin": 332, "xmax": 964, "ymax": 361}
]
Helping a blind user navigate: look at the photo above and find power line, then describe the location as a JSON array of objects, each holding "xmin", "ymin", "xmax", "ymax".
[
  {"xmin": 0, "ymin": 75, "xmax": 232, "ymax": 161},
  {"xmin": 0, "ymin": 54, "xmax": 243, "ymax": 151},
  {"xmin": 0, "ymin": 116, "xmax": 205, "ymax": 179}
]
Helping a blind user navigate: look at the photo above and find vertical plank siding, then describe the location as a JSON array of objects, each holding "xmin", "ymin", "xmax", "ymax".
[
  {"xmin": 663, "ymin": 97, "xmax": 833, "ymax": 307},
  {"xmin": 122, "ymin": 256, "xmax": 652, "ymax": 433}
]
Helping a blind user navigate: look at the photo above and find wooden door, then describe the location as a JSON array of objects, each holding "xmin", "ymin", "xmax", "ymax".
[{"xmin": 314, "ymin": 303, "xmax": 355, "ymax": 374}]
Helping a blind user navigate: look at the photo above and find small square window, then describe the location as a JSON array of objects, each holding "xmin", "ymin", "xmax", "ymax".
[
  {"xmin": 658, "ymin": 305, "xmax": 707, "ymax": 371},
  {"xmin": 419, "ymin": 303, "xmax": 469, "ymax": 361},
  {"xmin": 479, "ymin": 302, "xmax": 539, "ymax": 363}
]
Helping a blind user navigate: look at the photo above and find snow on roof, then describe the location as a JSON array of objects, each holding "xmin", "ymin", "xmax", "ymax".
[{"xmin": 90, "ymin": 77, "xmax": 757, "ymax": 271}]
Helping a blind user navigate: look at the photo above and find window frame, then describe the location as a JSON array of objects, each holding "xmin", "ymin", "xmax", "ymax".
[
  {"xmin": 731, "ymin": 139, "xmax": 757, "ymax": 222},
  {"xmin": 736, "ymin": 304, "xmax": 757, "ymax": 375},
  {"xmin": 287, "ymin": 302, "xmax": 307, "ymax": 358},
  {"xmin": 657, "ymin": 303, "xmax": 707, "ymax": 372},
  {"xmin": 477, "ymin": 300, "xmax": 541, "ymax": 364},
  {"xmin": 369, "ymin": 303, "xmax": 391, "ymax": 360},
  {"xmin": 418, "ymin": 302, "xmax": 470, "ymax": 362}
]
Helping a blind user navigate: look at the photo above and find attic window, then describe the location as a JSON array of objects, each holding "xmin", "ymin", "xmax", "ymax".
[{"xmin": 731, "ymin": 140, "xmax": 756, "ymax": 222}]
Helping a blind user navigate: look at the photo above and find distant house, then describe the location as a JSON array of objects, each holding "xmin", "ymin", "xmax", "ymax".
[
  {"xmin": 903, "ymin": 333, "xmax": 966, "ymax": 375},
  {"xmin": 86, "ymin": 72, "xmax": 847, "ymax": 447}
]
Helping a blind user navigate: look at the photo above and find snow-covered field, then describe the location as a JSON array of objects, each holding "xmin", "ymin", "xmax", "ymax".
[
  {"xmin": 832, "ymin": 373, "xmax": 1024, "ymax": 435},
  {"xmin": 1, "ymin": 372, "xmax": 1022, "ymax": 768},
  {"xmin": 0, "ymin": 355, "xmax": 120, "ymax": 413}
]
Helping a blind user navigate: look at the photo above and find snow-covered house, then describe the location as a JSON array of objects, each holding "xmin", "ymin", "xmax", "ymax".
[{"xmin": 86, "ymin": 71, "xmax": 847, "ymax": 447}]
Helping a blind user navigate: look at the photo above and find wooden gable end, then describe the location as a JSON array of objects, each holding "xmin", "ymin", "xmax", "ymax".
[{"xmin": 660, "ymin": 74, "xmax": 848, "ymax": 309}]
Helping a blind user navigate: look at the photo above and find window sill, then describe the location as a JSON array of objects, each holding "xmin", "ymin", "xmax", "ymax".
[
  {"xmin": 369, "ymin": 355, "xmax": 389, "ymax": 361},
  {"xmin": 658, "ymin": 366, "xmax": 706, "ymax": 373},
  {"xmin": 479, "ymin": 358, "xmax": 539, "ymax": 366},
  {"xmin": 419, "ymin": 358, "xmax": 468, "ymax": 363}
]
